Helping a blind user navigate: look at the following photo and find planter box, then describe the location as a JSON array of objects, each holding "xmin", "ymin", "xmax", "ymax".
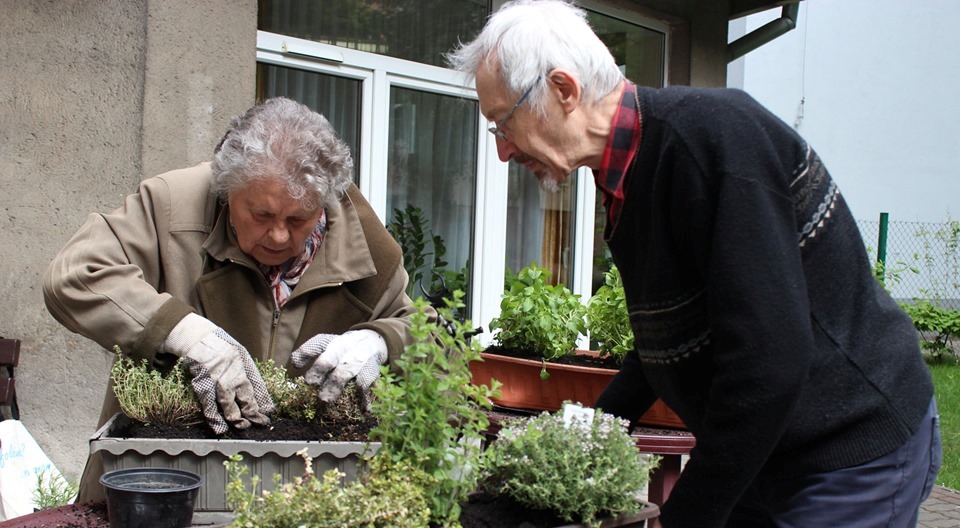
[
  {"xmin": 89, "ymin": 413, "xmax": 378, "ymax": 525},
  {"xmin": 470, "ymin": 351, "xmax": 685, "ymax": 429}
]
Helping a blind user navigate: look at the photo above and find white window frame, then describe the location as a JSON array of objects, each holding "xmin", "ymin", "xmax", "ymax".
[{"xmin": 257, "ymin": 31, "xmax": 506, "ymax": 338}]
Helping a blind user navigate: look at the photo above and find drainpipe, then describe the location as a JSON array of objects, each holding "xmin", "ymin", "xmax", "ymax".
[{"xmin": 727, "ymin": 2, "xmax": 800, "ymax": 62}]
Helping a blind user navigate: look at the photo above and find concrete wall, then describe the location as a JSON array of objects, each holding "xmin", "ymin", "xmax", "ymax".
[
  {"xmin": 729, "ymin": 0, "xmax": 960, "ymax": 224},
  {"xmin": 0, "ymin": 0, "xmax": 255, "ymax": 482}
]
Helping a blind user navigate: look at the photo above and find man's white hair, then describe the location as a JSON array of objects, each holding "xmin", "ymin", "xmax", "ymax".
[{"xmin": 447, "ymin": 0, "xmax": 624, "ymax": 117}]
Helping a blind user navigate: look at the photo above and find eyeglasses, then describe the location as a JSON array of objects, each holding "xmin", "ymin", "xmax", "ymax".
[{"xmin": 487, "ymin": 76, "xmax": 541, "ymax": 141}]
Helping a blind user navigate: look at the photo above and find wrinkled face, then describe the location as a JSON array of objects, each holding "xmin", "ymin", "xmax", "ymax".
[
  {"xmin": 228, "ymin": 178, "xmax": 324, "ymax": 266},
  {"xmin": 475, "ymin": 62, "xmax": 571, "ymax": 192}
]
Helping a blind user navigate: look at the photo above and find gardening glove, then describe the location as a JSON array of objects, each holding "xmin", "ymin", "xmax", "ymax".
[
  {"xmin": 164, "ymin": 313, "xmax": 275, "ymax": 434},
  {"xmin": 290, "ymin": 329, "xmax": 387, "ymax": 407}
]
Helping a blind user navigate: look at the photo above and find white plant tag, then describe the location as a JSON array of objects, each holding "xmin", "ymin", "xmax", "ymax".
[{"xmin": 562, "ymin": 403, "xmax": 595, "ymax": 429}]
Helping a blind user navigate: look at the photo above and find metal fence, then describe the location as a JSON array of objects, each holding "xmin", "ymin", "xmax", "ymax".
[{"xmin": 856, "ymin": 215, "xmax": 960, "ymax": 308}]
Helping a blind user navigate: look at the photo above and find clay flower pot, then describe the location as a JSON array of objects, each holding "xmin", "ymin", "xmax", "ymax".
[{"xmin": 470, "ymin": 350, "xmax": 684, "ymax": 429}]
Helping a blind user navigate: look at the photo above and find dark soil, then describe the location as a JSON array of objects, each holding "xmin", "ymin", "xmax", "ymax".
[
  {"xmin": 484, "ymin": 345, "xmax": 620, "ymax": 369},
  {"xmin": 111, "ymin": 414, "xmax": 377, "ymax": 441},
  {"xmin": 458, "ymin": 491, "xmax": 574, "ymax": 528}
]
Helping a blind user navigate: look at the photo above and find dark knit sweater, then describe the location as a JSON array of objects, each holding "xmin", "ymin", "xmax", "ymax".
[{"xmin": 594, "ymin": 86, "xmax": 933, "ymax": 528}]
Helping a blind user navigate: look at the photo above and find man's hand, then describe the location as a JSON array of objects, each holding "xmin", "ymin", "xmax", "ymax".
[
  {"xmin": 164, "ymin": 313, "xmax": 275, "ymax": 434},
  {"xmin": 290, "ymin": 329, "xmax": 387, "ymax": 407}
]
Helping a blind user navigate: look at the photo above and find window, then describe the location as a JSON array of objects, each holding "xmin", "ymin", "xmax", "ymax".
[{"xmin": 257, "ymin": 1, "xmax": 668, "ymax": 338}]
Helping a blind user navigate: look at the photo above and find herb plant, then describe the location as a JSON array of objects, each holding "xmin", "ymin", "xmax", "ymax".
[
  {"xmin": 256, "ymin": 358, "xmax": 317, "ymax": 421},
  {"xmin": 33, "ymin": 470, "xmax": 79, "ymax": 510},
  {"xmin": 586, "ymin": 265, "xmax": 634, "ymax": 362},
  {"xmin": 490, "ymin": 264, "xmax": 587, "ymax": 362},
  {"xmin": 370, "ymin": 292, "xmax": 500, "ymax": 527},
  {"xmin": 225, "ymin": 450, "xmax": 431, "ymax": 527},
  {"xmin": 110, "ymin": 346, "xmax": 202, "ymax": 426},
  {"xmin": 481, "ymin": 406, "xmax": 659, "ymax": 528}
]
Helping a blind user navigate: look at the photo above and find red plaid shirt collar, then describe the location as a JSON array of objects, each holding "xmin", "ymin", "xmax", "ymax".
[{"xmin": 594, "ymin": 82, "xmax": 641, "ymax": 229}]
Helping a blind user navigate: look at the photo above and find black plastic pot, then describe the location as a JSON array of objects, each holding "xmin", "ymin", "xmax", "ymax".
[{"xmin": 100, "ymin": 468, "xmax": 203, "ymax": 528}]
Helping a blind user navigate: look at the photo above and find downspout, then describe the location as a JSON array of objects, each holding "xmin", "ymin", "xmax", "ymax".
[{"xmin": 727, "ymin": 2, "xmax": 800, "ymax": 62}]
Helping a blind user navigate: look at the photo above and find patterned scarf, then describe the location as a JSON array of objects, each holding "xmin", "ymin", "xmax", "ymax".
[{"xmin": 256, "ymin": 210, "xmax": 327, "ymax": 309}]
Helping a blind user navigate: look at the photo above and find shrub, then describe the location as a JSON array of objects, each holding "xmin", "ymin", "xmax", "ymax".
[
  {"xmin": 481, "ymin": 405, "xmax": 659, "ymax": 528},
  {"xmin": 900, "ymin": 300, "xmax": 960, "ymax": 364},
  {"xmin": 490, "ymin": 264, "xmax": 587, "ymax": 362},
  {"xmin": 110, "ymin": 346, "xmax": 203, "ymax": 426}
]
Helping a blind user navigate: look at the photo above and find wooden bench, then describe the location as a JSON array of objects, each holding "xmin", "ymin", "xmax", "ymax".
[{"xmin": 0, "ymin": 337, "xmax": 21, "ymax": 421}]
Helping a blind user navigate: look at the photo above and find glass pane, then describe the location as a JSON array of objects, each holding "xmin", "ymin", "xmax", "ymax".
[
  {"xmin": 256, "ymin": 63, "xmax": 362, "ymax": 183},
  {"xmin": 386, "ymin": 87, "xmax": 478, "ymax": 316},
  {"xmin": 588, "ymin": 9, "xmax": 665, "ymax": 88},
  {"xmin": 258, "ymin": 0, "xmax": 488, "ymax": 68},
  {"xmin": 504, "ymin": 164, "xmax": 578, "ymax": 287}
]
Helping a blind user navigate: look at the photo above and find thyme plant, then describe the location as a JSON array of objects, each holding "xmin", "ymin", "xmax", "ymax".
[
  {"xmin": 481, "ymin": 407, "xmax": 659, "ymax": 528},
  {"xmin": 370, "ymin": 292, "xmax": 500, "ymax": 527},
  {"xmin": 110, "ymin": 346, "xmax": 203, "ymax": 426},
  {"xmin": 255, "ymin": 358, "xmax": 317, "ymax": 421},
  {"xmin": 225, "ymin": 451, "xmax": 431, "ymax": 527}
]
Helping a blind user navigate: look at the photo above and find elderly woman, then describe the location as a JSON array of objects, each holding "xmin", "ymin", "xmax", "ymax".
[{"xmin": 43, "ymin": 97, "xmax": 422, "ymax": 501}]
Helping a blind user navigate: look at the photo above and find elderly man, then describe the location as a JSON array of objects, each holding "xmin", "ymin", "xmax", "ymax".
[
  {"xmin": 448, "ymin": 1, "xmax": 940, "ymax": 527},
  {"xmin": 44, "ymin": 97, "xmax": 422, "ymax": 501}
]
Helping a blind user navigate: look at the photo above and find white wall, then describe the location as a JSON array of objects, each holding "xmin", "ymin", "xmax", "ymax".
[{"xmin": 729, "ymin": 0, "xmax": 960, "ymax": 224}]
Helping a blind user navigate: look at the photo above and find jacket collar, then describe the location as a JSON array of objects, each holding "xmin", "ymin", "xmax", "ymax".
[{"xmin": 202, "ymin": 187, "xmax": 378, "ymax": 293}]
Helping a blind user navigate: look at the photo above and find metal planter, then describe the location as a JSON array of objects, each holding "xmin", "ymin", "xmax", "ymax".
[{"xmin": 89, "ymin": 413, "xmax": 378, "ymax": 525}]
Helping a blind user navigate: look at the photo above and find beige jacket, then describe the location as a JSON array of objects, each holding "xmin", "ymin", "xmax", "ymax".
[{"xmin": 44, "ymin": 162, "xmax": 419, "ymax": 426}]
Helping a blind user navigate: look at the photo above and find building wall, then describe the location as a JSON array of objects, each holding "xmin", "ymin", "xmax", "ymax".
[
  {"xmin": 730, "ymin": 0, "xmax": 960, "ymax": 224},
  {"xmin": 0, "ymin": 0, "xmax": 255, "ymax": 481}
]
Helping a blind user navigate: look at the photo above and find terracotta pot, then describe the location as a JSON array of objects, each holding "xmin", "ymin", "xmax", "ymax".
[{"xmin": 470, "ymin": 351, "xmax": 685, "ymax": 429}]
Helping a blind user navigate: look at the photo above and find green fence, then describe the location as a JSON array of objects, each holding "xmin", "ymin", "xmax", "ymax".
[{"xmin": 856, "ymin": 214, "xmax": 960, "ymax": 308}]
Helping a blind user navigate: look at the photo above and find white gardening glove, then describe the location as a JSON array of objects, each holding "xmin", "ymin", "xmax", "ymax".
[
  {"xmin": 164, "ymin": 313, "xmax": 275, "ymax": 434},
  {"xmin": 290, "ymin": 329, "xmax": 387, "ymax": 407}
]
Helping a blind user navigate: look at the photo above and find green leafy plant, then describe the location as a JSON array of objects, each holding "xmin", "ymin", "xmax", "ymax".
[
  {"xmin": 387, "ymin": 204, "xmax": 470, "ymax": 316},
  {"xmin": 899, "ymin": 300, "xmax": 960, "ymax": 364},
  {"xmin": 33, "ymin": 470, "xmax": 79, "ymax": 510},
  {"xmin": 490, "ymin": 264, "xmax": 587, "ymax": 362},
  {"xmin": 225, "ymin": 450, "xmax": 431, "ymax": 527},
  {"xmin": 370, "ymin": 292, "xmax": 500, "ymax": 527},
  {"xmin": 586, "ymin": 265, "xmax": 633, "ymax": 362},
  {"xmin": 110, "ymin": 346, "xmax": 203, "ymax": 426},
  {"xmin": 480, "ymin": 405, "xmax": 659, "ymax": 528}
]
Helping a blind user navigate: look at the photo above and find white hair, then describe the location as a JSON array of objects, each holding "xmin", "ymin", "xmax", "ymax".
[
  {"xmin": 211, "ymin": 97, "xmax": 353, "ymax": 212},
  {"xmin": 447, "ymin": 0, "xmax": 624, "ymax": 116}
]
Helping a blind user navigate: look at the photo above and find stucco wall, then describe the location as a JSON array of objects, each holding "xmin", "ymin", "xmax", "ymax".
[{"xmin": 0, "ymin": 0, "xmax": 255, "ymax": 483}]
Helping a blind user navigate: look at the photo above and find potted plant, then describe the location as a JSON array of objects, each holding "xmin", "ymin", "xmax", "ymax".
[
  {"xmin": 586, "ymin": 266, "xmax": 683, "ymax": 429},
  {"xmin": 222, "ymin": 295, "xmax": 660, "ymax": 527},
  {"xmin": 89, "ymin": 349, "xmax": 377, "ymax": 525},
  {"xmin": 471, "ymin": 264, "xmax": 684, "ymax": 429}
]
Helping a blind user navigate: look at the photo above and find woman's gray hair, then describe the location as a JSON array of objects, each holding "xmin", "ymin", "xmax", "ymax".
[
  {"xmin": 447, "ymin": 0, "xmax": 623, "ymax": 117},
  {"xmin": 211, "ymin": 97, "xmax": 353, "ymax": 212}
]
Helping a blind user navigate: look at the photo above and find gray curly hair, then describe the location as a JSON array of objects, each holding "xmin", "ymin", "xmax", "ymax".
[{"xmin": 211, "ymin": 97, "xmax": 353, "ymax": 212}]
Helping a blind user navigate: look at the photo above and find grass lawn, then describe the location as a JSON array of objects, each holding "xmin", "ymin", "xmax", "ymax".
[{"xmin": 931, "ymin": 363, "xmax": 960, "ymax": 490}]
